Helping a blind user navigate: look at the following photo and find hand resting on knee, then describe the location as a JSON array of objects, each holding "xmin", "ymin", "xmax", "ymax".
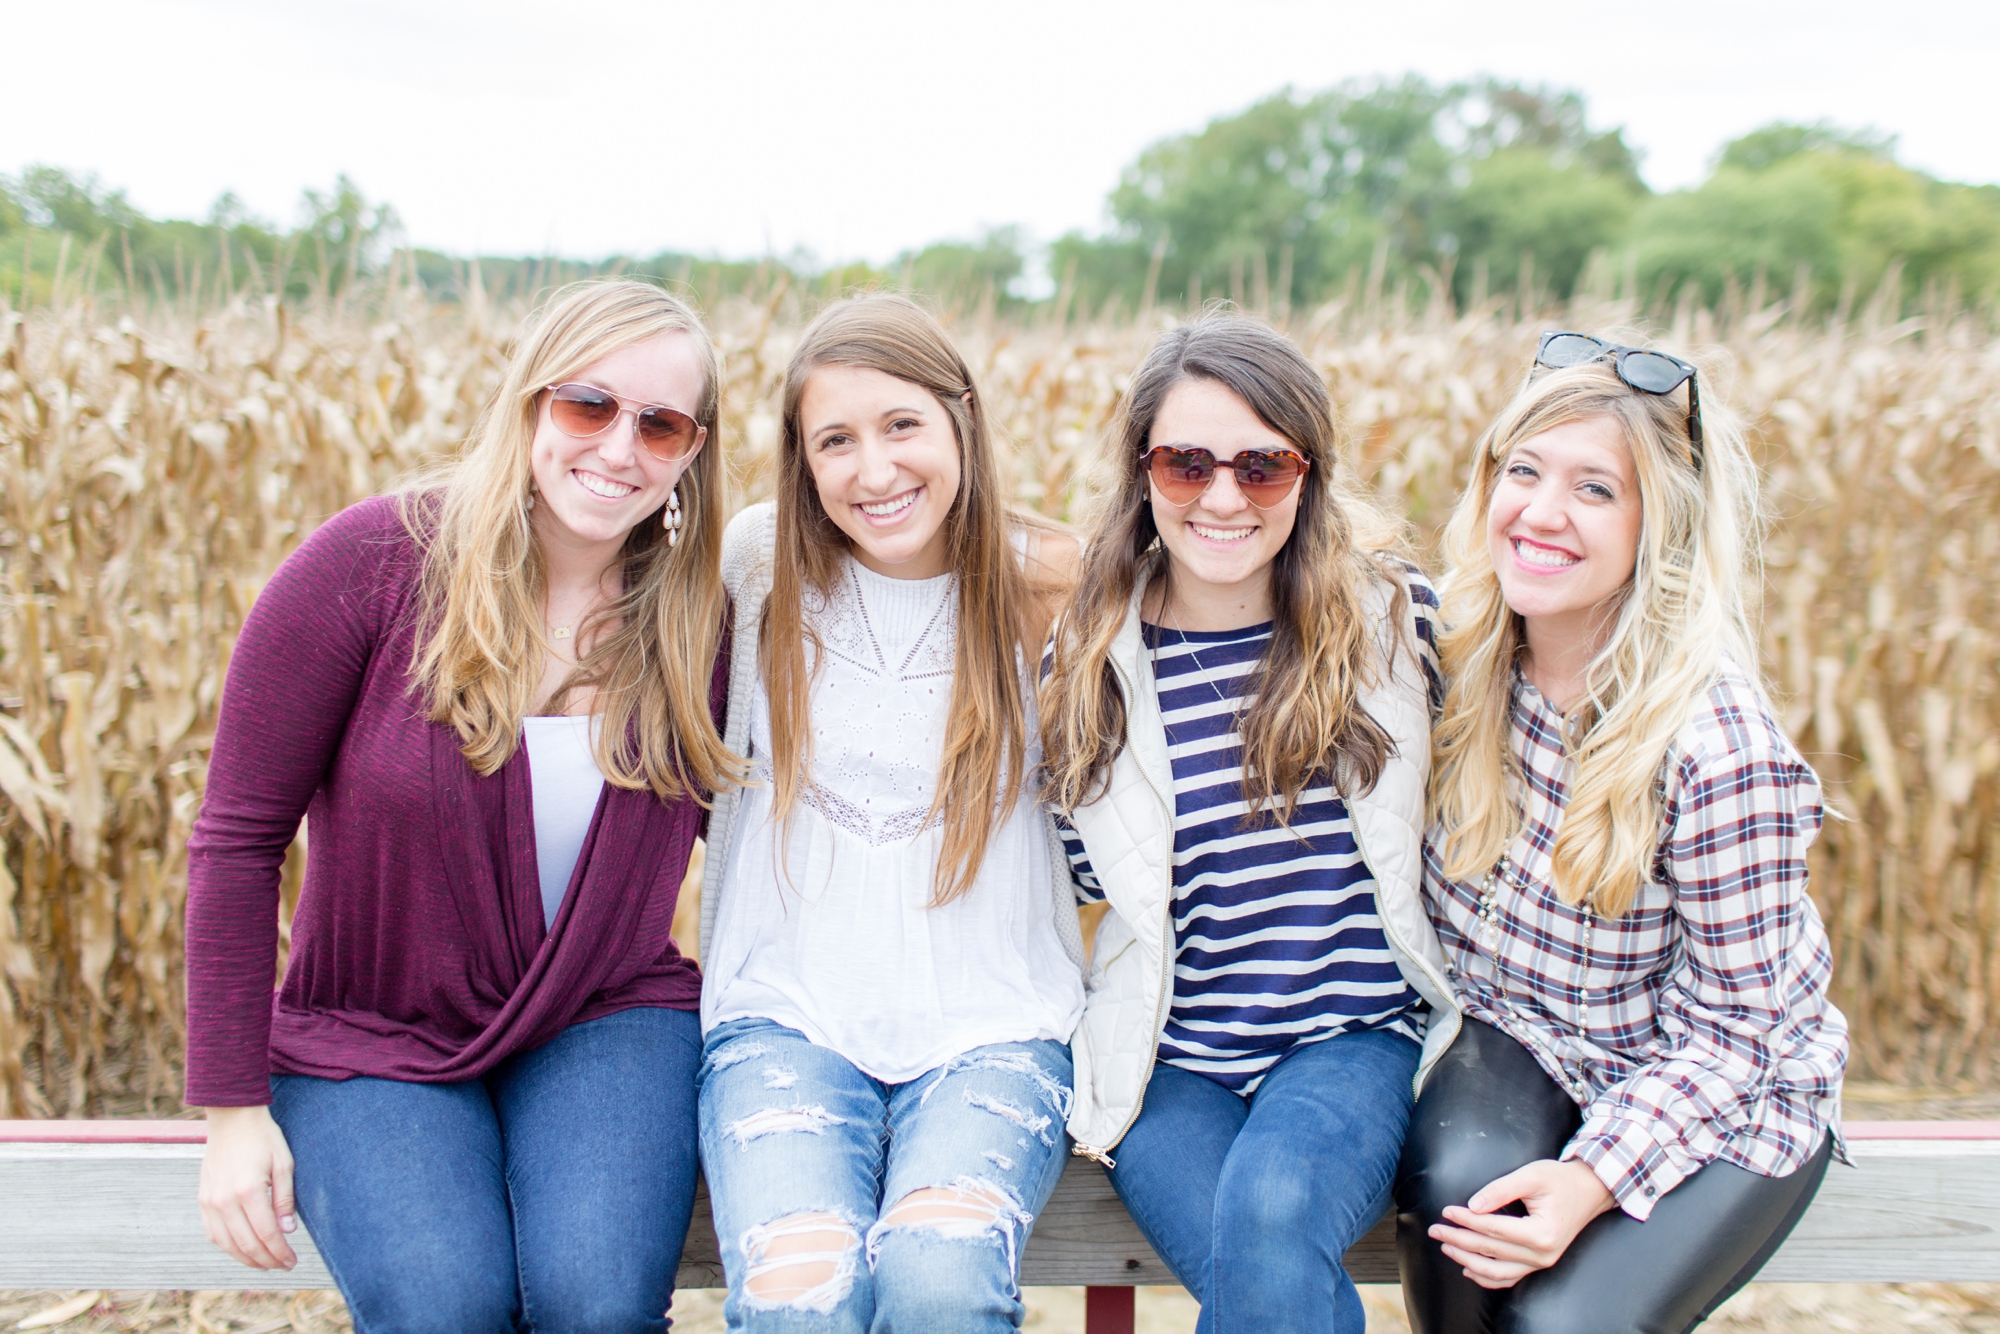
[{"xmin": 1428, "ymin": 1158, "xmax": 1614, "ymax": 1289}]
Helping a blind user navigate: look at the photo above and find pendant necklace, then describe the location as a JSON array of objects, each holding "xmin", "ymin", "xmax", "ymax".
[
  {"xmin": 1475, "ymin": 855, "xmax": 1513, "ymax": 951},
  {"xmin": 1161, "ymin": 599, "xmax": 1238, "ymax": 717},
  {"xmin": 546, "ymin": 590, "xmax": 602, "ymax": 651}
]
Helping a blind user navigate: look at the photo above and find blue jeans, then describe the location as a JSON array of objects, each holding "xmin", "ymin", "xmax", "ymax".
[
  {"xmin": 269, "ymin": 1006, "xmax": 703, "ymax": 1334},
  {"xmin": 697, "ymin": 1018, "xmax": 1073, "ymax": 1333},
  {"xmin": 1107, "ymin": 1028, "xmax": 1420, "ymax": 1334}
]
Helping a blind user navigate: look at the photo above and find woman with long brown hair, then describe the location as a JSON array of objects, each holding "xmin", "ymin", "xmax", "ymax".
[
  {"xmin": 694, "ymin": 295, "xmax": 1084, "ymax": 1332},
  {"xmin": 1040, "ymin": 314, "xmax": 1458, "ymax": 1333},
  {"xmin": 1397, "ymin": 335, "xmax": 1845, "ymax": 1333},
  {"xmin": 185, "ymin": 280, "xmax": 736, "ymax": 1332}
]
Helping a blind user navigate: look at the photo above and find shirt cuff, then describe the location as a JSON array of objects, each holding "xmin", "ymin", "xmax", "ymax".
[{"xmin": 1562, "ymin": 1113, "xmax": 1694, "ymax": 1221}]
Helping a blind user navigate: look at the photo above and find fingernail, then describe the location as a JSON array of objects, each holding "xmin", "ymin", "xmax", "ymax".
[{"xmin": 281, "ymin": 1215, "xmax": 297, "ymax": 1233}]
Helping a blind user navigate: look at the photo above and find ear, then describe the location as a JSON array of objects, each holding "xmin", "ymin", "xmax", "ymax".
[{"xmin": 960, "ymin": 389, "xmax": 974, "ymax": 409}]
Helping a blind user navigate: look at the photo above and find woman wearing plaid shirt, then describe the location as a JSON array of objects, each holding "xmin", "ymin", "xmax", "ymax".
[{"xmin": 1397, "ymin": 339, "xmax": 1847, "ymax": 1334}]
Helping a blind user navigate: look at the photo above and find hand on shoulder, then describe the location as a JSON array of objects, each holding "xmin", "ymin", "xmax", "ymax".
[{"xmin": 1020, "ymin": 524, "xmax": 1083, "ymax": 651}]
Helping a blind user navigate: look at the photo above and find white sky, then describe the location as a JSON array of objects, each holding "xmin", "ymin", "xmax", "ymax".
[{"xmin": 3, "ymin": 0, "xmax": 1996, "ymax": 264}]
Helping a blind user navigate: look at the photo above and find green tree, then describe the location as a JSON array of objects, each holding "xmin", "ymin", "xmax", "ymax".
[
  {"xmin": 894, "ymin": 227, "xmax": 1027, "ymax": 308},
  {"xmin": 1063, "ymin": 76, "xmax": 1643, "ymax": 311},
  {"xmin": 1437, "ymin": 148, "xmax": 1642, "ymax": 300},
  {"xmin": 1630, "ymin": 125, "xmax": 2000, "ymax": 307}
]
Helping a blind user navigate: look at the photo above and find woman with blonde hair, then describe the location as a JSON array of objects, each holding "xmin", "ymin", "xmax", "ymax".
[
  {"xmin": 186, "ymin": 279, "xmax": 735, "ymax": 1332},
  {"xmin": 1040, "ymin": 314, "xmax": 1458, "ymax": 1333},
  {"xmin": 1397, "ymin": 333, "xmax": 1846, "ymax": 1334},
  {"xmin": 695, "ymin": 294, "xmax": 1084, "ymax": 1332}
]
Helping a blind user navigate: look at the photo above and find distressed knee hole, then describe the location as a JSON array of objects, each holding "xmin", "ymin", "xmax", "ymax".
[
  {"xmin": 866, "ymin": 1176, "xmax": 1035, "ymax": 1275},
  {"xmin": 722, "ymin": 1104, "xmax": 845, "ymax": 1149},
  {"xmin": 878, "ymin": 1179, "xmax": 1019, "ymax": 1232},
  {"xmin": 740, "ymin": 1211, "xmax": 860, "ymax": 1313}
]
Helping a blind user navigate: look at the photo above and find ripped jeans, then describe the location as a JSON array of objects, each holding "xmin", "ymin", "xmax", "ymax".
[{"xmin": 696, "ymin": 1018, "xmax": 1073, "ymax": 1333}]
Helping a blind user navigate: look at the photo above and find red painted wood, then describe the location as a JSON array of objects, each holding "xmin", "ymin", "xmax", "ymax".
[
  {"xmin": 0, "ymin": 1119, "xmax": 207, "ymax": 1143},
  {"xmin": 1843, "ymin": 1120, "xmax": 2000, "ymax": 1140},
  {"xmin": 6, "ymin": 1117, "xmax": 1996, "ymax": 1148},
  {"xmin": 1085, "ymin": 1285, "xmax": 1135, "ymax": 1334}
]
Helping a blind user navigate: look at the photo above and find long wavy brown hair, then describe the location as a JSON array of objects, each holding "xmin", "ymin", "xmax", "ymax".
[
  {"xmin": 764, "ymin": 294, "xmax": 1061, "ymax": 905},
  {"xmin": 401, "ymin": 279, "xmax": 741, "ymax": 802},
  {"xmin": 1040, "ymin": 314, "xmax": 1415, "ymax": 822}
]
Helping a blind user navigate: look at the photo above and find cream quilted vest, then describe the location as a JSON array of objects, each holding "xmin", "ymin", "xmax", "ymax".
[{"xmin": 1063, "ymin": 570, "xmax": 1462, "ymax": 1162}]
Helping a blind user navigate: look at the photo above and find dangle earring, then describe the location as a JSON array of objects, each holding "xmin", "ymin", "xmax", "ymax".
[
  {"xmin": 662, "ymin": 486, "xmax": 683, "ymax": 547},
  {"xmin": 525, "ymin": 481, "xmax": 537, "ymax": 513}
]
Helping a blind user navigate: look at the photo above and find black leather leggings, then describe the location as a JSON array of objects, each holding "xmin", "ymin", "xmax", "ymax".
[{"xmin": 1394, "ymin": 1020, "xmax": 1832, "ymax": 1334}]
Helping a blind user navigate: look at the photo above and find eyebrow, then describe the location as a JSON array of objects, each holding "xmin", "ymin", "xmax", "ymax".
[
  {"xmin": 1510, "ymin": 447, "xmax": 1628, "ymax": 483},
  {"xmin": 1154, "ymin": 440, "xmax": 1276, "ymax": 457},
  {"xmin": 809, "ymin": 405, "xmax": 931, "ymax": 440}
]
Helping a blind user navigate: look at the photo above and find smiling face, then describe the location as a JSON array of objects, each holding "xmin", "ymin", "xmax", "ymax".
[
  {"xmin": 529, "ymin": 331, "xmax": 707, "ymax": 557},
  {"xmin": 799, "ymin": 363, "xmax": 964, "ymax": 580},
  {"xmin": 1486, "ymin": 413, "xmax": 1645, "ymax": 660},
  {"xmin": 1147, "ymin": 377, "xmax": 1304, "ymax": 628}
]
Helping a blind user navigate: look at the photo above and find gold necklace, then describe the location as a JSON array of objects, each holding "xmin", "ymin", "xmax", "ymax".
[{"xmin": 546, "ymin": 591, "xmax": 603, "ymax": 646}]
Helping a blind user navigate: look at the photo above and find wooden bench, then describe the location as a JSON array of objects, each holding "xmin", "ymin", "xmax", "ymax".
[{"xmin": 2, "ymin": 1121, "xmax": 1995, "ymax": 1333}]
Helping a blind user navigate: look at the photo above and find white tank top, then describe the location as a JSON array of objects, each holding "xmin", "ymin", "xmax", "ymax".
[
  {"xmin": 701, "ymin": 555, "xmax": 1083, "ymax": 1082},
  {"xmin": 523, "ymin": 714, "xmax": 605, "ymax": 929}
]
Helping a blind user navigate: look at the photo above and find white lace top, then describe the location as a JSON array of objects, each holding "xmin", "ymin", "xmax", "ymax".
[{"xmin": 701, "ymin": 554, "xmax": 1085, "ymax": 1083}]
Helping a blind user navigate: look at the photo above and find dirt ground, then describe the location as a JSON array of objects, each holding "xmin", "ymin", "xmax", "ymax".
[
  {"xmin": 4, "ymin": 1085, "xmax": 1989, "ymax": 1332},
  {"xmin": 6, "ymin": 1284, "xmax": 2000, "ymax": 1333}
]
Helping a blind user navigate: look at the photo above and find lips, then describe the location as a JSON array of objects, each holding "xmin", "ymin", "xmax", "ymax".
[
  {"xmin": 1511, "ymin": 537, "xmax": 1580, "ymax": 569},
  {"xmin": 1189, "ymin": 521, "xmax": 1254, "ymax": 544},
  {"xmin": 857, "ymin": 488, "xmax": 920, "ymax": 521},
  {"xmin": 573, "ymin": 469, "xmax": 638, "ymax": 500}
]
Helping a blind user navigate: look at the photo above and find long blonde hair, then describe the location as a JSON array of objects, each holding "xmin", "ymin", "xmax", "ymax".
[
  {"xmin": 403, "ymin": 279, "xmax": 740, "ymax": 802},
  {"xmin": 765, "ymin": 294, "xmax": 1059, "ymax": 904},
  {"xmin": 1040, "ymin": 314, "xmax": 1415, "ymax": 821},
  {"xmin": 1429, "ymin": 355, "xmax": 1763, "ymax": 918}
]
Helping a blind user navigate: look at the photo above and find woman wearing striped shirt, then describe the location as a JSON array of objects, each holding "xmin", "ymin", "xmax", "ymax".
[
  {"xmin": 1040, "ymin": 316, "xmax": 1460, "ymax": 1333},
  {"xmin": 1399, "ymin": 338, "xmax": 1846, "ymax": 1333}
]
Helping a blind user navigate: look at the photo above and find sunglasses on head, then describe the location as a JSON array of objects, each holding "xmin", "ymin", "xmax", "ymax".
[
  {"xmin": 1139, "ymin": 446, "xmax": 1311, "ymax": 509},
  {"xmin": 1534, "ymin": 332, "xmax": 1703, "ymax": 470},
  {"xmin": 544, "ymin": 382, "xmax": 707, "ymax": 462}
]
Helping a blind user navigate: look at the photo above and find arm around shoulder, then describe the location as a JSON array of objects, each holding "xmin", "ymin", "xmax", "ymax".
[{"xmin": 1020, "ymin": 525, "xmax": 1083, "ymax": 653}]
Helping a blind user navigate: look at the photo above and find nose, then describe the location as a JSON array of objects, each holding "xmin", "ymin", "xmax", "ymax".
[
  {"xmin": 1197, "ymin": 463, "xmax": 1252, "ymax": 518},
  {"xmin": 1517, "ymin": 478, "xmax": 1567, "ymax": 531},
  {"xmin": 853, "ymin": 434, "xmax": 900, "ymax": 495},
  {"xmin": 593, "ymin": 410, "xmax": 644, "ymax": 468}
]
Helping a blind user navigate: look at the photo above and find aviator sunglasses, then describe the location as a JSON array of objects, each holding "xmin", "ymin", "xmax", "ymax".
[
  {"xmin": 1140, "ymin": 445, "xmax": 1312, "ymax": 509},
  {"xmin": 1534, "ymin": 331, "xmax": 1703, "ymax": 469},
  {"xmin": 544, "ymin": 382, "xmax": 707, "ymax": 462}
]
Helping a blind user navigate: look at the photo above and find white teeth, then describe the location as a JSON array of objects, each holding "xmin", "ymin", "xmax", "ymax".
[
  {"xmin": 859, "ymin": 491, "xmax": 918, "ymax": 517},
  {"xmin": 1190, "ymin": 522, "xmax": 1254, "ymax": 543},
  {"xmin": 1514, "ymin": 539, "xmax": 1578, "ymax": 567},
  {"xmin": 574, "ymin": 470, "xmax": 637, "ymax": 499}
]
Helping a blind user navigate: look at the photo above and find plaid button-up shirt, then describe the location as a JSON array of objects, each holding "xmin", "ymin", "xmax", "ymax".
[{"xmin": 1423, "ymin": 663, "xmax": 1848, "ymax": 1219}]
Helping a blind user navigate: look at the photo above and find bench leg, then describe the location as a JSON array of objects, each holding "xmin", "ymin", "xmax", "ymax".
[{"xmin": 1084, "ymin": 1286, "xmax": 1135, "ymax": 1334}]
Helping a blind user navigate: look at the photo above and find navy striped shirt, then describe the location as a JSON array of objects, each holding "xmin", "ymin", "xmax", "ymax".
[{"xmin": 1060, "ymin": 574, "xmax": 1442, "ymax": 1093}]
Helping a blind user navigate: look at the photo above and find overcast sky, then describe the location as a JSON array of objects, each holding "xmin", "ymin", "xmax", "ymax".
[{"xmin": 4, "ymin": 0, "xmax": 1996, "ymax": 264}]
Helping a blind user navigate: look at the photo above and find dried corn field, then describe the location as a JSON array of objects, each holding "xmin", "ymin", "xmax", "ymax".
[{"xmin": 1, "ymin": 277, "xmax": 1997, "ymax": 1118}]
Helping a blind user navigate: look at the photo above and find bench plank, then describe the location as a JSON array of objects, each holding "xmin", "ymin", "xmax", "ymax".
[{"xmin": 0, "ymin": 1123, "xmax": 1991, "ymax": 1289}]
